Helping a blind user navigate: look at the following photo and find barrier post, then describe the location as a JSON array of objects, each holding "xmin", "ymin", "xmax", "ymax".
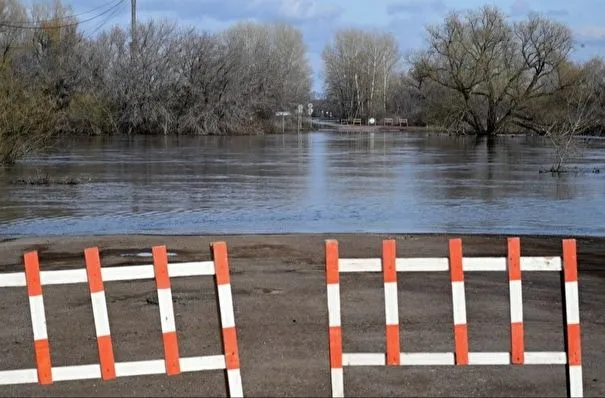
[
  {"xmin": 325, "ymin": 240, "xmax": 343, "ymax": 397},
  {"xmin": 212, "ymin": 242, "xmax": 244, "ymax": 398},
  {"xmin": 507, "ymin": 238, "xmax": 525, "ymax": 365},
  {"xmin": 562, "ymin": 239, "xmax": 583, "ymax": 397},
  {"xmin": 84, "ymin": 247, "xmax": 117, "ymax": 380},
  {"xmin": 152, "ymin": 245, "xmax": 181, "ymax": 375},
  {"xmin": 382, "ymin": 240, "xmax": 400, "ymax": 366},
  {"xmin": 448, "ymin": 239, "xmax": 468, "ymax": 365},
  {"xmin": 24, "ymin": 251, "xmax": 52, "ymax": 385}
]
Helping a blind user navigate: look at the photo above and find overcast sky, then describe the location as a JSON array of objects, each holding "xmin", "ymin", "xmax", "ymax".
[{"xmin": 47, "ymin": 0, "xmax": 605, "ymax": 92}]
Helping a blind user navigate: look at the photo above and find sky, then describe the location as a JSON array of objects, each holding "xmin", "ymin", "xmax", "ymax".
[{"xmin": 39, "ymin": 0, "xmax": 605, "ymax": 92}]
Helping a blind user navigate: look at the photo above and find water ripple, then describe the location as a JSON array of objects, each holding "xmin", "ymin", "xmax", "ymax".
[{"xmin": 1, "ymin": 132, "xmax": 604, "ymax": 237}]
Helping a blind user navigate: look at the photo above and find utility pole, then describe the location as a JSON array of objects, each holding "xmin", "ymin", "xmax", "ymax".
[{"xmin": 130, "ymin": 0, "xmax": 137, "ymax": 57}]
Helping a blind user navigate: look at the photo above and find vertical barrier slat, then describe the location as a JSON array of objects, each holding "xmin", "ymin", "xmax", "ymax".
[
  {"xmin": 84, "ymin": 247, "xmax": 116, "ymax": 380},
  {"xmin": 507, "ymin": 238, "xmax": 525, "ymax": 364},
  {"xmin": 448, "ymin": 239, "xmax": 469, "ymax": 365},
  {"xmin": 562, "ymin": 239, "xmax": 583, "ymax": 398},
  {"xmin": 152, "ymin": 246, "xmax": 181, "ymax": 376},
  {"xmin": 326, "ymin": 240, "xmax": 343, "ymax": 398},
  {"xmin": 24, "ymin": 251, "xmax": 52, "ymax": 385},
  {"xmin": 212, "ymin": 242, "xmax": 243, "ymax": 398},
  {"xmin": 382, "ymin": 240, "xmax": 400, "ymax": 366}
]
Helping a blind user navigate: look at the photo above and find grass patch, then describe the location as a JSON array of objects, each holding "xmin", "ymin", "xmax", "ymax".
[
  {"xmin": 539, "ymin": 167, "xmax": 601, "ymax": 175},
  {"xmin": 11, "ymin": 170, "xmax": 85, "ymax": 186}
]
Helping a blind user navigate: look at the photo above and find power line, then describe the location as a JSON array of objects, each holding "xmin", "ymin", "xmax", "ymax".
[
  {"xmin": 39, "ymin": 0, "xmax": 125, "ymax": 22},
  {"xmin": 84, "ymin": 0, "xmax": 128, "ymax": 39},
  {"xmin": 131, "ymin": 0, "xmax": 137, "ymax": 56},
  {"xmin": 0, "ymin": 0, "xmax": 123, "ymax": 28},
  {"xmin": 0, "ymin": 0, "xmax": 127, "ymax": 30}
]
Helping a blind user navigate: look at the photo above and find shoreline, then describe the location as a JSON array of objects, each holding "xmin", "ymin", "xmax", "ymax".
[
  {"xmin": 4, "ymin": 231, "xmax": 605, "ymax": 241},
  {"xmin": 313, "ymin": 124, "xmax": 540, "ymax": 135},
  {"xmin": 1, "ymin": 232, "xmax": 604, "ymax": 273}
]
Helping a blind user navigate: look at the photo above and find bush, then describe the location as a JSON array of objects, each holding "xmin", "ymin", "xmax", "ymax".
[
  {"xmin": 64, "ymin": 92, "xmax": 116, "ymax": 136},
  {"xmin": 0, "ymin": 75, "xmax": 58, "ymax": 166}
]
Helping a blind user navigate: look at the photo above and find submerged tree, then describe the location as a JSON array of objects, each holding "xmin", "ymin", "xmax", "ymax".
[
  {"xmin": 542, "ymin": 58, "xmax": 605, "ymax": 172},
  {"xmin": 410, "ymin": 6, "xmax": 573, "ymax": 136},
  {"xmin": 0, "ymin": 70, "xmax": 58, "ymax": 166}
]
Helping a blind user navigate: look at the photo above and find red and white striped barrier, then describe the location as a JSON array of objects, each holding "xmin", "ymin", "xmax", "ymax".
[
  {"xmin": 0, "ymin": 242, "xmax": 243, "ymax": 397},
  {"xmin": 325, "ymin": 238, "xmax": 583, "ymax": 398}
]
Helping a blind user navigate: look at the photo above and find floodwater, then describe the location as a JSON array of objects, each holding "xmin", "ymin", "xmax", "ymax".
[{"xmin": 0, "ymin": 132, "xmax": 604, "ymax": 237}]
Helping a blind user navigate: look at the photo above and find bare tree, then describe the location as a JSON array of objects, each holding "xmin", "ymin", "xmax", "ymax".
[
  {"xmin": 543, "ymin": 58, "xmax": 605, "ymax": 172},
  {"xmin": 0, "ymin": 75, "xmax": 57, "ymax": 165},
  {"xmin": 0, "ymin": 0, "xmax": 27, "ymax": 66},
  {"xmin": 25, "ymin": 1, "xmax": 82, "ymax": 109},
  {"xmin": 410, "ymin": 6, "xmax": 573, "ymax": 136},
  {"xmin": 386, "ymin": 72, "xmax": 424, "ymax": 124},
  {"xmin": 171, "ymin": 29, "xmax": 258, "ymax": 134},
  {"xmin": 269, "ymin": 23, "xmax": 312, "ymax": 111},
  {"xmin": 69, "ymin": 19, "xmax": 313, "ymax": 137},
  {"xmin": 322, "ymin": 29, "xmax": 400, "ymax": 120},
  {"xmin": 222, "ymin": 22, "xmax": 312, "ymax": 119},
  {"xmin": 0, "ymin": 0, "xmax": 60, "ymax": 165}
]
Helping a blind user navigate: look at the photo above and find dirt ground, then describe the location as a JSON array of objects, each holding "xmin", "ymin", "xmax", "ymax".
[{"xmin": 0, "ymin": 233, "xmax": 603, "ymax": 397}]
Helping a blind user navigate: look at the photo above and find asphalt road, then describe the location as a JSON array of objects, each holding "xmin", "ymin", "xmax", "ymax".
[{"xmin": 0, "ymin": 233, "xmax": 603, "ymax": 397}]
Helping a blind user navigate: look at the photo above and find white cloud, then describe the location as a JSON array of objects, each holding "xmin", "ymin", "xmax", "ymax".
[
  {"xmin": 510, "ymin": 0, "xmax": 531, "ymax": 16},
  {"xmin": 134, "ymin": 0, "xmax": 342, "ymax": 24},
  {"xmin": 576, "ymin": 26, "xmax": 605, "ymax": 39},
  {"xmin": 386, "ymin": 0, "xmax": 446, "ymax": 15},
  {"xmin": 276, "ymin": 0, "xmax": 343, "ymax": 21}
]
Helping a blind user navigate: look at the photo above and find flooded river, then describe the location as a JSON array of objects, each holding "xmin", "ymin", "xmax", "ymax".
[{"xmin": 0, "ymin": 132, "xmax": 604, "ymax": 237}]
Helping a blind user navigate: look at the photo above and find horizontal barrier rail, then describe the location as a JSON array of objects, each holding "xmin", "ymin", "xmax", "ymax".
[
  {"xmin": 0, "ymin": 355, "xmax": 226, "ymax": 384},
  {"xmin": 0, "ymin": 261, "xmax": 215, "ymax": 287},
  {"xmin": 341, "ymin": 351, "xmax": 568, "ymax": 366},
  {"xmin": 338, "ymin": 257, "xmax": 562, "ymax": 272}
]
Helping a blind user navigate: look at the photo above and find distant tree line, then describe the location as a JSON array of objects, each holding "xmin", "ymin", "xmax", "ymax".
[
  {"xmin": 0, "ymin": 0, "xmax": 312, "ymax": 165},
  {"xmin": 2, "ymin": 1, "xmax": 604, "ymax": 168},
  {"xmin": 322, "ymin": 6, "xmax": 605, "ymax": 139}
]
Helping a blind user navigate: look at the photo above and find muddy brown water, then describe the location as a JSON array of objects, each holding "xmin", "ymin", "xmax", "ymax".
[{"xmin": 0, "ymin": 132, "xmax": 604, "ymax": 237}]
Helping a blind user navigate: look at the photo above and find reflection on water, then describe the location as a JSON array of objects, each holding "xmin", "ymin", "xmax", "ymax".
[{"xmin": 0, "ymin": 132, "xmax": 604, "ymax": 237}]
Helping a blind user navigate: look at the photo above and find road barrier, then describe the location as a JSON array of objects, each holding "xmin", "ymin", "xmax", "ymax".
[
  {"xmin": 0, "ymin": 242, "xmax": 243, "ymax": 397},
  {"xmin": 325, "ymin": 238, "xmax": 582, "ymax": 398}
]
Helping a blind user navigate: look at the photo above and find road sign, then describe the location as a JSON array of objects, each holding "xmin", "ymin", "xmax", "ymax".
[
  {"xmin": 276, "ymin": 111, "xmax": 291, "ymax": 133},
  {"xmin": 297, "ymin": 104, "xmax": 304, "ymax": 114}
]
